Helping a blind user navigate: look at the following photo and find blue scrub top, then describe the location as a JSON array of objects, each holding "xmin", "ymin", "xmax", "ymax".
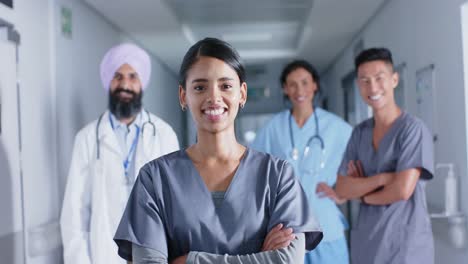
[
  {"xmin": 114, "ymin": 148, "xmax": 323, "ymax": 261},
  {"xmin": 252, "ymin": 108, "xmax": 352, "ymax": 242},
  {"xmin": 338, "ymin": 112, "xmax": 435, "ymax": 264}
]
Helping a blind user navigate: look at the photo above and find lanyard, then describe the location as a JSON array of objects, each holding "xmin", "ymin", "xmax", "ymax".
[{"xmin": 109, "ymin": 114, "xmax": 141, "ymax": 177}]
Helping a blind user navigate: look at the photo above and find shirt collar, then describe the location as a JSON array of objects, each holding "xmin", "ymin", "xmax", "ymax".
[{"xmin": 109, "ymin": 110, "xmax": 143, "ymax": 131}]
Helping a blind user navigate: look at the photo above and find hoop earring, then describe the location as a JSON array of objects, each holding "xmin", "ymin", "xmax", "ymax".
[
  {"xmin": 240, "ymin": 103, "xmax": 245, "ymax": 109},
  {"xmin": 181, "ymin": 105, "xmax": 187, "ymax": 111}
]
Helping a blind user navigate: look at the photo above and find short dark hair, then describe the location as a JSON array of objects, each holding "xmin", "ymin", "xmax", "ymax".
[
  {"xmin": 179, "ymin": 37, "xmax": 245, "ymax": 89},
  {"xmin": 354, "ymin": 47, "xmax": 394, "ymax": 71},
  {"xmin": 280, "ymin": 60, "xmax": 320, "ymax": 92},
  {"xmin": 280, "ymin": 60, "xmax": 321, "ymax": 104}
]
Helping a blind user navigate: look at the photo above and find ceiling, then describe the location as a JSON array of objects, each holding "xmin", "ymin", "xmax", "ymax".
[{"xmin": 82, "ymin": 0, "xmax": 386, "ymax": 74}]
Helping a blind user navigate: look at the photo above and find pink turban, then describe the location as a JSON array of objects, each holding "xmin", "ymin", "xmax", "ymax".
[{"xmin": 100, "ymin": 43, "xmax": 152, "ymax": 90}]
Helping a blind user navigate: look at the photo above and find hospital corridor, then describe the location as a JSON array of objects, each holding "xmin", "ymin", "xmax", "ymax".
[{"xmin": 2, "ymin": 0, "xmax": 468, "ymax": 263}]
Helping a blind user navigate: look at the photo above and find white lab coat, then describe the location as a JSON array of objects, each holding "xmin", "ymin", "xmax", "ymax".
[{"xmin": 60, "ymin": 110, "xmax": 179, "ymax": 264}]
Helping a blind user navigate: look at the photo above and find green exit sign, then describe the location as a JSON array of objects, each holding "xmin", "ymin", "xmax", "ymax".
[{"xmin": 61, "ymin": 6, "xmax": 72, "ymax": 38}]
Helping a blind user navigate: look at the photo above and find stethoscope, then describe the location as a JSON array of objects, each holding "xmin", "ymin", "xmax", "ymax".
[
  {"xmin": 289, "ymin": 107, "xmax": 326, "ymax": 172},
  {"xmin": 95, "ymin": 109, "xmax": 156, "ymax": 160}
]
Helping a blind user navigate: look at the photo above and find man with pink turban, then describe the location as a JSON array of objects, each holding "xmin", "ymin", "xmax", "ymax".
[{"xmin": 60, "ymin": 43, "xmax": 179, "ymax": 264}]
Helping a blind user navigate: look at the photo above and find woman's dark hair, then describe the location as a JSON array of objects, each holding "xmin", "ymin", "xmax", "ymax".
[
  {"xmin": 354, "ymin": 47, "xmax": 394, "ymax": 71},
  {"xmin": 280, "ymin": 60, "xmax": 321, "ymax": 101},
  {"xmin": 179, "ymin": 37, "xmax": 245, "ymax": 89}
]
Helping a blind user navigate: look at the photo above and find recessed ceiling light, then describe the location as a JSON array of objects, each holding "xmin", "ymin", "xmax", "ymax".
[
  {"xmin": 239, "ymin": 49, "xmax": 297, "ymax": 60},
  {"xmin": 222, "ymin": 32, "xmax": 273, "ymax": 42}
]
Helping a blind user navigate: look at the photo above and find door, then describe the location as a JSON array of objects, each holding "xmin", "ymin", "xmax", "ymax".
[{"xmin": 0, "ymin": 29, "xmax": 24, "ymax": 263}]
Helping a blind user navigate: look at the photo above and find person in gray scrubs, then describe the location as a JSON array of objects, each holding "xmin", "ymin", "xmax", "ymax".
[
  {"xmin": 335, "ymin": 47, "xmax": 434, "ymax": 264},
  {"xmin": 114, "ymin": 37, "xmax": 323, "ymax": 264}
]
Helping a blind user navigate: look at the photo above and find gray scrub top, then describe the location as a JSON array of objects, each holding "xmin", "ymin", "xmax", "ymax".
[
  {"xmin": 338, "ymin": 112, "xmax": 434, "ymax": 264},
  {"xmin": 114, "ymin": 148, "xmax": 323, "ymax": 262}
]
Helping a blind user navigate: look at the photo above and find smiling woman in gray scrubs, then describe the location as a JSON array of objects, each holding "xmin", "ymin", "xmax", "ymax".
[
  {"xmin": 113, "ymin": 38, "xmax": 323, "ymax": 264},
  {"xmin": 336, "ymin": 48, "xmax": 434, "ymax": 264}
]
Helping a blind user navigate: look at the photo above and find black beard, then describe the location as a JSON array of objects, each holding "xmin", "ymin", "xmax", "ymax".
[{"xmin": 108, "ymin": 88, "xmax": 143, "ymax": 119}]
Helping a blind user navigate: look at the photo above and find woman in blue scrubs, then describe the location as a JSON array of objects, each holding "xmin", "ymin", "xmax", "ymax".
[
  {"xmin": 252, "ymin": 60, "xmax": 352, "ymax": 264},
  {"xmin": 113, "ymin": 38, "xmax": 323, "ymax": 263}
]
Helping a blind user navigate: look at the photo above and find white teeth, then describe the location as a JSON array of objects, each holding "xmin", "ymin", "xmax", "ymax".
[
  {"xmin": 204, "ymin": 109, "xmax": 224, "ymax": 116},
  {"xmin": 296, "ymin": 96, "xmax": 306, "ymax": 102},
  {"xmin": 369, "ymin": 94, "xmax": 382, "ymax": 101}
]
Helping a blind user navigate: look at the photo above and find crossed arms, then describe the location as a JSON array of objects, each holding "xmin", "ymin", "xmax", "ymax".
[
  {"xmin": 130, "ymin": 224, "xmax": 305, "ymax": 264},
  {"xmin": 335, "ymin": 161, "xmax": 421, "ymax": 205}
]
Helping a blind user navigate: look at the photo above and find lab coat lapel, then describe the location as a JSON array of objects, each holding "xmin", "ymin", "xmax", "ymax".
[{"xmin": 98, "ymin": 111, "xmax": 123, "ymax": 158}]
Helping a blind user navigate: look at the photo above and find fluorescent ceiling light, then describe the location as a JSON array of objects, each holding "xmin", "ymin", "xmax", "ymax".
[
  {"xmin": 181, "ymin": 24, "xmax": 196, "ymax": 44},
  {"xmin": 222, "ymin": 32, "xmax": 273, "ymax": 42},
  {"xmin": 239, "ymin": 49, "xmax": 297, "ymax": 60}
]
